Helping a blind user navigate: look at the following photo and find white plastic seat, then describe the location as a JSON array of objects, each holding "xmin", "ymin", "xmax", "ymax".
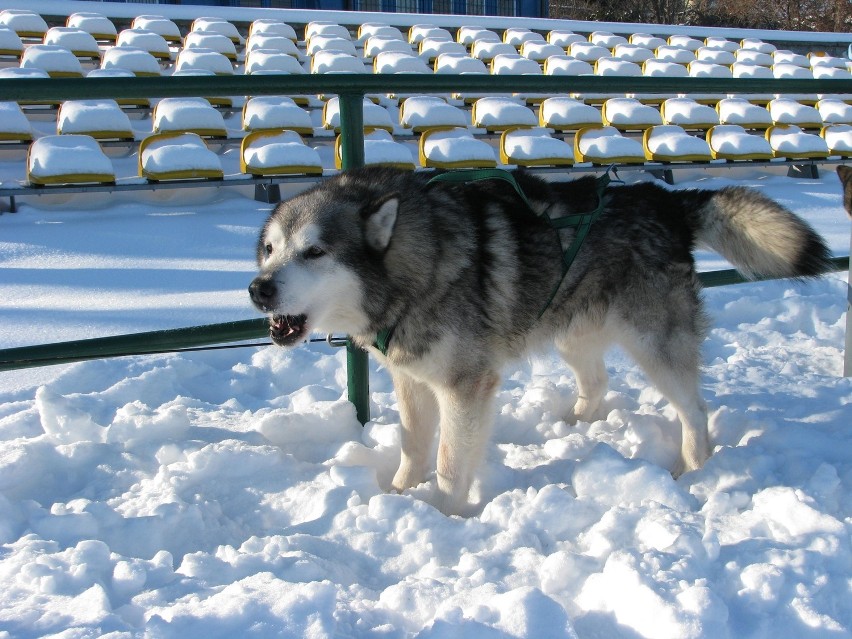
[
  {"xmin": 643, "ymin": 125, "xmax": 712, "ymax": 162},
  {"xmin": 500, "ymin": 127, "xmax": 573, "ymax": 166},
  {"xmin": 131, "ymin": 16, "xmax": 181, "ymax": 44},
  {"xmin": 335, "ymin": 129, "xmax": 415, "ymax": 170},
  {"xmin": 574, "ymin": 125, "xmax": 646, "ymax": 164},
  {"xmin": 184, "ymin": 32, "xmax": 238, "ymax": 61},
  {"xmin": 766, "ymin": 124, "xmax": 829, "ymax": 159},
  {"xmin": 139, "ymin": 132, "xmax": 223, "ymax": 181},
  {"xmin": 28, "ymin": 135, "xmax": 115, "ymax": 185},
  {"xmin": 241, "ymin": 130, "xmax": 323, "ymax": 176},
  {"xmin": 539, "ymin": 97, "xmax": 601, "ymax": 131},
  {"xmin": 472, "ymin": 97, "xmax": 537, "ymax": 132},
  {"xmin": 601, "ymin": 98, "xmax": 662, "ymax": 130},
  {"xmin": 116, "ymin": 29, "xmax": 171, "ymax": 61},
  {"xmin": 419, "ymin": 127, "xmax": 497, "ymax": 168},
  {"xmin": 20, "ymin": 45, "xmax": 83, "ymax": 78},
  {"xmin": 323, "ymin": 97, "xmax": 394, "ymax": 132},
  {"xmin": 57, "ymin": 100, "xmax": 134, "ymax": 140},
  {"xmin": 706, "ymin": 124, "xmax": 773, "ymax": 160},
  {"xmin": 242, "ymin": 97, "xmax": 312, "ymax": 134},
  {"xmin": 153, "ymin": 98, "xmax": 228, "ymax": 137},
  {"xmin": 0, "ymin": 9, "xmax": 47, "ymax": 39},
  {"xmin": 399, "ymin": 96, "xmax": 468, "ymax": 132},
  {"xmin": 43, "ymin": 27, "xmax": 101, "ymax": 59}
]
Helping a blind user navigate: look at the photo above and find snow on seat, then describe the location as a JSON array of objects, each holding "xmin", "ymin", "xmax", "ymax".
[
  {"xmin": 101, "ymin": 47, "xmax": 161, "ymax": 76},
  {"xmin": 817, "ymin": 99, "xmax": 852, "ymax": 125},
  {"xmin": 0, "ymin": 9, "xmax": 47, "ymax": 39},
  {"xmin": 0, "ymin": 26, "xmax": 23, "ymax": 59},
  {"xmin": 767, "ymin": 98, "xmax": 823, "ymax": 129},
  {"xmin": 630, "ymin": 33, "xmax": 666, "ymax": 49},
  {"xmin": 185, "ymin": 32, "xmax": 238, "ymax": 61},
  {"xmin": 43, "ymin": 27, "xmax": 101, "ymax": 60},
  {"xmin": 654, "ymin": 46, "xmax": 695, "ymax": 65},
  {"xmin": 735, "ymin": 49, "xmax": 773, "ymax": 67},
  {"xmin": 67, "ymin": 12, "xmax": 117, "ymax": 43},
  {"xmin": 0, "ymin": 102, "xmax": 33, "ymax": 143},
  {"xmin": 153, "ymin": 98, "xmax": 228, "ymax": 137},
  {"xmin": 773, "ymin": 50, "xmax": 809, "ymax": 67},
  {"xmin": 732, "ymin": 62, "xmax": 773, "ymax": 79},
  {"xmin": 688, "ymin": 60, "xmax": 731, "ymax": 78},
  {"xmin": 419, "ymin": 38, "xmax": 466, "ymax": 62},
  {"xmin": 139, "ymin": 132, "xmax": 223, "ymax": 181},
  {"xmin": 306, "ymin": 35, "xmax": 357, "ymax": 57},
  {"xmin": 434, "ymin": 52, "xmax": 488, "ymax": 74},
  {"xmin": 305, "ymin": 22, "xmax": 351, "ymax": 42},
  {"xmin": 717, "ymin": 98, "xmax": 773, "ymax": 129},
  {"xmin": 821, "ymin": 124, "xmax": 852, "ymax": 157},
  {"xmin": 132, "ymin": 16, "xmax": 181, "ymax": 44},
  {"xmin": 500, "ymin": 127, "xmax": 573, "ymax": 166},
  {"xmin": 242, "ymin": 97, "xmax": 313, "ymax": 134},
  {"xmin": 57, "ymin": 100, "xmax": 134, "ymax": 141},
  {"xmin": 471, "ymin": 40, "xmax": 515, "ymax": 62},
  {"xmin": 812, "ymin": 65, "xmax": 852, "ymax": 81},
  {"xmin": 87, "ymin": 68, "xmax": 150, "ymax": 107},
  {"xmin": 568, "ymin": 42, "xmax": 610, "ymax": 62},
  {"xmin": 240, "ymin": 130, "xmax": 323, "ymax": 176},
  {"xmin": 695, "ymin": 47, "xmax": 736, "ymax": 66},
  {"xmin": 765, "ymin": 124, "xmax": 829, "ymax": 159},
  {"xmin": 520, "ymin": 41, "xmax": 563, "ymax": 62},
  {"xmin": 116, "ymin": 29, "xmax": 172, "ymax": 61},
  {"xmin": 472, "ymin": 97, "xmax": 537, "ymax": 132},
  {"xmin": 706, "ymin": 124, "xmax": 773, "ymax": 160},
  {"xmin": 740, "ymin": 38, "xmax": 775, "ymax": 54},
  {"xmin": 643, "ymin": 59, "xmax": 689, "ymax": 78},
  {"xmin": 590, "ymin": 31, "xmax": 628, "ymax": 48},
  {"xmin": 358, "ymin": 24, "xmax": 404, "ymax": 44},
  {"xmin": 704, "ymin": 37, "xmax": 738, "ymax": 52},
  {"xmin": 249, "ymin": 20, "xmax": 297, "ymax": 42},
  {"xmin": 491, "ymin": 54, "xmax": 541, "ymax": 75},
  {"xmin": 601, "ymin": 98, "xmax": 662, "ymax": 131},
  {"xmin": 573, "ymin": 125, "xmax": 646, "ymax": 164},
  {"xmin": 595, "ymin": 57, "xmax": 642, "ymax": 77},
  {"xmin": 547, "ymin": 30, "xmax": 584, "ymax": 48},
  {"xmin": 543, "ymin": 56, "xmax": 593, "ymax": 76},
  {"xmin": 363, "ymin": 35, "xmax": 411, "ymax": 58},
  {"xmin": 245, "ymin": 49, "xmax": 305, "ymax": 75},
  {"xmin": 457, "ymin": 27, "xmax": 500, "ymax": 47},
  {"xmin": 419, "ymin": 127, "xmax": 497, "ymax": 168},
  {"xmin": 611, "ymin": 44, "xmax": 654, "ymax": 63},
  {"xmin": 773, "ymin": 63, "xmax": 813, "ymax": 80},
  {"xmin": 323, "ymin": 97, "xmax": 394, "ymax": 132},
  {"xmin": 190, "ymin": 18, "xmax": 243, "ymax": 47},
  {"xmin": 335, "ymin": 129, "xmax": 415, "ymax": 170},
  {"xmin": 660, "ymin": 97, "xmax": 719, "ymax": 130},
  {"xmin": 247, "ymin": 34, "xmax": 301, "ymax": 58},
  {"xmin": 539, "ymin": 97, "xmax": 601, "ymax": 131},
  {"xmin": 27, "ymin": 135, "xmax": 115, "ymax": 185},
  {"xmin": 21, "ymin": 45, "xmax": 83, "ymax": 78},
  {"xmin": 399, "ymin": 96, "xmax": 468, "ymax": 132},
  {"xmin": 374, "ymin": 51, "xmax": 431, "ymax": 74},
  {"xmin": 311, "ymin": 51, "xmax": 367, "ymax": 74},
  {"xmin": 409, "ymin": 24, "xmax": 452, "ymax": 44},
  {"xmin": 175, "ymin": 48, "xmax": 234, "ymax": 75},
  {"xmin": 643, "ymin": 124, "xmax": 713, "ymax": 162},
  {"xmin": 668, "ymin": 35, "xmax": 703, "ymax": 51},
  {"xmin": 504, "ymin": 28, "xmax": 545, "ymax": 47}
]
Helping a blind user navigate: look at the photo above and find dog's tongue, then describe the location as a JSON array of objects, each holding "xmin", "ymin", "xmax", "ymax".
[{"xmin": 270, "ymin": 314, "xmax": 307, "ymax": 345}]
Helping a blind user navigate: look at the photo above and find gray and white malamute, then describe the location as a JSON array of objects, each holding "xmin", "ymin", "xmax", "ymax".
[{"xmin": 250, "ymin": 167, "xmax": 831, "ymax": 515}]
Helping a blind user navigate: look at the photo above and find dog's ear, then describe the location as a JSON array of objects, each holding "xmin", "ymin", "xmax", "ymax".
[
  {"xmin": 363, "ymin": 195, "xmax": 399, "ymax": 252},
  {"xmin": 837, "ymin": 166, "xmax": 852, "ymax": 218}
]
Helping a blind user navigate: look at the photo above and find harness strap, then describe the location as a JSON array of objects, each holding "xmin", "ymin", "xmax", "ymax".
[{"xmin": 372, "ymin": 168, "xmax": 613, "ymax": 355}]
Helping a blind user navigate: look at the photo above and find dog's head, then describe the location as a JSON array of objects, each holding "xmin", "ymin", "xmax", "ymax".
[
  {"xmin": 838, "ymin": 165, "xmax": 852, "ymax": 218},
  {"xmin": 249, "ymin": 177, "xmax": 400, "ymax": 347}
]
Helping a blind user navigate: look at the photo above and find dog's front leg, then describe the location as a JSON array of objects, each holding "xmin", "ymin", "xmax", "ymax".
[
  {"xmin": 391, "ymin": 370, "xmax": 439, "ymax": 493},
  {"xmin": 433, "ymin": 372, "xmax": 500, "ymax": 516}
]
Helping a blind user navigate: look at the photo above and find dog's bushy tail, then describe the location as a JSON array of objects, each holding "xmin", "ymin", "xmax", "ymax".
[{"xmin": 691, "ymin": 186, "xmax": 833, "ymax": 280}]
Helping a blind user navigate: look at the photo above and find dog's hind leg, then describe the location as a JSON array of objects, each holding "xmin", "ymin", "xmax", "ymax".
[
  {"xmin": 391, "ymin": 371, "xmax": 439, "ymax": 493},
  {"xmin": 555, "ymin": 332, "xmax": 610, "ymax": 422},
  {"xmin": 432, "ymin": 372, "xmax": 500, "ymax": 516}
]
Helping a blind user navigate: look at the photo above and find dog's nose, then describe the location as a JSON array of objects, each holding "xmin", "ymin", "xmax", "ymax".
[{"xmin": 249, "ymin": 276, "xmax": 277, "ymax": 310}]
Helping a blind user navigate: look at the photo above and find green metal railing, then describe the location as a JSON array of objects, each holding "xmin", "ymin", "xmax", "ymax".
[{"xmin": 1, "ymin": 74, "xmax": 851, "ymax": 421}]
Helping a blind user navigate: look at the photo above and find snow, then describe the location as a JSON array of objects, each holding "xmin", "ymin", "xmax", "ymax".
[
  {"xmin": 246, "ymin": 34, "xmax": 301, "ymax": 58},
  {"xmin": 116, "ymin": 29, "xmax": 171, "ymax": 59},
  {"xmin": 26, "ymin": 135, "xmax": 113, "ymax": 181},
  {"xmin": 153, "ymin": 98, "xmax": 227, "ymax": 136},
  {"xmin": 57, "ymin": 100, "xmax": 134, "ymax": 139},
  {"xmin": 243, "ymin": 130, "xmax": 323, "ymax": 174},
  {"xmin": 645, "ymin": 125, "xmax": 713, "ymax": 160},
  {"xmin": 66, "ymin": 12, "xmax": 117, "ymax": 40},
  {"xmin": 769, "ymin": 98, "xmax": 823, "ymax": 128},
  {"xmin": 421, "ymin": 127, "xmax": 496, "ymax": 164},
  {"xmin": 0, "ymin": 101, "xmax": 32, "ymax": 138},
  {"xmin": 175, "ymin": 48, "xmax": 234, "ymax": 75},
  {"xmin": 661, "ymin": 98, "xmax": 719, "ymax": 128},
  {"xmin": 43, "ymin": 26, "xmax": 100, "ymax": 56},
  {"xmin": 708, "ymin": 125, "xmax": 774, "ymax": 157},
  {"xmin": 717, "ymin": 98, "xmax": 773, "ymax": 127},
  {"xmin": 491, "ymin": 53, "xmax": 542, "ymax": 75},
  {"xmin": 602, "ymin": 98, "xmax": 663, "ymax": 129},
  {"xmin": 250, "ymin": 19, "xmax": 297, "ymax": 42},
  {"xmin": 0, "ymin": 167, "xmax": 850, "ymax": 638},
  {"xmin": 0, "ymin": 8, "xmax": 47, "ymax": 36},
  {"xmin": 576, "ymin": 126, "xmax": 646, "ymax": 161},
  {"xmin": 473, "ymin": 97, "xmax": 538, "ymax": 130},
  {"xmin": 101, "ymin": 47, "xmax": 161, "ymax": 76},
  {"xmin": 767, "ymin": 125, "xmax": 829, "ymax": 157},
  {"xmin": 20, "ymin": 44, "xmax": 83, "ymax": 76},
  {"xmin": 501, "ymin": 127, "xmax": 573, "ymax": 163},
  {"xmin": 400, "ymin": 96, "xmax": 468, "ymax": 131},
  {"xmin": 540, "ymin": 97, "xmax": 601, "ymax": 130},
  {"xmin": 184, "ymin": 32, "xmax": 237, "ymax": 59},
  {"xmin": 243, "ymin": 96, "xmax": 313, "ymax": 133},
  {"xmin": 140, "ymin": 132, "xmax": 222, "ymax": 175},
  {"xmin": 822, "ymin": 124, "xmax": 852, "ymax": 155},
  {"xmin": 131, "ymin": 15, "xmax": 180, "ymax": 41},
  {"xmin": 0, "ymin": 25, "xmax": 23, "ymax": 54},
  {"xmin": 244, "ymin": 49, "xmax": 305, "ymax": 75}
]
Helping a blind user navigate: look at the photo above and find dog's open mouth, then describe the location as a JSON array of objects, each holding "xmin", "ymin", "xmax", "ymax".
[{"xmin": 269, "ymin": 314, "xmax": 308, "ymax": 346}]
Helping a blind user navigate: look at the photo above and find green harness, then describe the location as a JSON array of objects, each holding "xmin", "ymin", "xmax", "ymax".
[{"xmin": 373, "ymin": 168, "xmax": 613, "ymax": 356}]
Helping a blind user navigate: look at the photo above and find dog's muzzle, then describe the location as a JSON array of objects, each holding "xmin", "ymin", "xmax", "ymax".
[{"xmin": 249, "ymin": 276, "xmax": 276, "ymax": 312}]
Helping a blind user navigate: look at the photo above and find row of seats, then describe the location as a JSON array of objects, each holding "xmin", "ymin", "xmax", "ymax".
[{"xmin": 3, "ymin": 95, "xmax": 851, "ymax": 146}]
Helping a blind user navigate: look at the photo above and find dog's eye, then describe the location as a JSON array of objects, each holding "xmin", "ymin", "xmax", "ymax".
[
  {"xmin": 303, "ymin": 246, "xmax": 326, "ymax": 260},
  {"xmin": 264, "ymin": 243, "xmax": 273, "ymax": 257}
]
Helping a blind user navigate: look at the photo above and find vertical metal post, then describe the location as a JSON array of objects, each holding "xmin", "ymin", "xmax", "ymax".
[{"xmin": 338, "ymin": 92, "xmax": 371, "ymax": 424}]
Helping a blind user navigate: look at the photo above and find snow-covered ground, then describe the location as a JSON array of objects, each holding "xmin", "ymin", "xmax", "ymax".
[{"xmin": 0, "ymin": 168, "xmax": 851, "ymax": 638}]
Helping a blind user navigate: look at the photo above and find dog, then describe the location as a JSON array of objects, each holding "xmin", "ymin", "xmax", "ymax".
[
  {"xmin": 839, "ymin": 165, "xmax": 852, "ymax": 217},
  {"xmin": 249, "ymin": 167, "xmax": 831, "ymax": 516}
]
